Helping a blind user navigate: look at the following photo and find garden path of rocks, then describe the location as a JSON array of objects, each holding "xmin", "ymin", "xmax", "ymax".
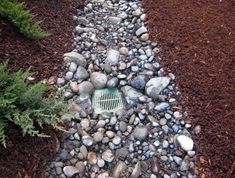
[{"xmin": 45, "ymin": 0, "xmax": 199, "ymax": 178}]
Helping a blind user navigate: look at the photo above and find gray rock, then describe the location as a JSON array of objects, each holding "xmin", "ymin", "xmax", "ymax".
[
  {"xmin": 145, "ymin": 77, "xmax": 171, "ymax": 99},
  {"xmin": 135, "ymin": 26, "xmax": 147, "ymax": 36},
  {"xmin": 130, "ymin": 75, "xmax": 146, "ymax": 90},
  {"xmin": 60, "ymin": 149, "xmax": 68, "ymax": 160},
  {"xmin": 173, "ymin": 156, "xmax": 183, "ymax": 165},
  {"xmin": 154, "ymin": 102, "xmax": 170, "ymax": 112},
  {"xmin": 75, "ymin": 161, "xmax": 85, "ymax": 174},
  {"xmin": 78, "ymin": 81, "xmax": 95, "ymax": 96},
  {"xmin": 133, "ymin": 126, "xmax": 148, "ymax": 140},
  {"xmin": 64, "ymin": 52, "xmax": 87, "ymax": 67},
  {"xmin": 112, "ymin": 161, "xmax": 127, "ymax": 178},
  {"xmin": 91, "ymin": 72, "xmax": 107, "ymax": 89},
  {"xmin": 121, "ymin": 86, "xmax": 143, "ymax": 106},
  {"xmin": 109, "ymin": 16, "xmax": 122, "ymax": 25},
  {"xmin": 107, "ymin": 77, "xmax": 119, "ymax": 88},
  {"xmin": 63, "ymin": 166, "xmax": 80, "ymax": 177},
  {"xmin": 115, "ymin": 147, "xmax": 129, "ymax": 160},
  {"xmin": 69, "ymin": 62, "xmax": 77, "ymax": 72},
  {"xmin": 119, "ymin": 121, "xmax": 127, "ymax": 132},
  {"xmin": 104, "ymin": 62, "xmax": 112, "ymax": 74},
  {"xmin": 65, "ymin": 71, "xmax": 73, "ymax": 81},
  {"xmin": 74, "ymin": 66, "xmax": 89, "ymax": 81},
  {"xmin": 130, "ymin": 162, "xmax": 142, "ymax": 178},
  {"xmin": 106, "ymin": 49, "xmax": 120, "ymax": 66}
]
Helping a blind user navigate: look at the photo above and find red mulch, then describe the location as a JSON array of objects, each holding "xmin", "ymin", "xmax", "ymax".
[
  {"xmin": 0, "ymin": 0, "xmax": 84, "ymax": 82},
  {"xmin": 0, "ymin": 0, "xmax": 84, "ymax": 177},
  {"xmin": 143, "ymin": 0, "xmax": 235, "ymax": 178}
]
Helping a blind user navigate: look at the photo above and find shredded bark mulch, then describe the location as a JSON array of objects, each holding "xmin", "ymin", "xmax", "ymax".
[
  {"xmin": 0, "ymin": 0, "xmax": 84, "ymax": 177},
  {"xmin": 0, "ymin": 0, "xmax": 84, "ymax": 82},
  {"xmin": 143, "ymin": 0, "xmax": 235, "ymax": 177}
]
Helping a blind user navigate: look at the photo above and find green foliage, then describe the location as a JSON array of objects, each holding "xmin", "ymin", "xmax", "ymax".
[
  {"xmin": 0, "ymin": 0, "xmax": 49, "ymax": 39},
  {"xmin": 0, "ymin": 62, "xmax": 65, "ymax": 147}
]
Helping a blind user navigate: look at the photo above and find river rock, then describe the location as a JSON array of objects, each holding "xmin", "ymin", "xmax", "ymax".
[
  {"xmin": 106, "ymin": 49, "xmax": 120, "ymax": 66},
  {"xmin": 133, "ymin": 126, "xmax": 148, "ymax": 140},
  {"xmin": 112, "ymin": 161, "xmax": 127, "ymax": 178},
  {"xmin": 74, "ymin": 66, "xmax": 89, "ymax": 81},
  {"xmin": 177, "ymin": 135, "xmax": 194, "ymax": 151},
  {"xmin": 64, "ymin": 52, "xmax": 87, "ymax": 67},
  {"xmin": 130, "ymin": 75, "xmax": 146, "ymax": 90},
  {"xmin": 91, "ymin": 72, "xmax": 108, "ymax": 89},
  {"xmin": 102, "ymin": 149, "xmax": 114, "ymax": 162},
  {"xmin": 135, "ymin": 26, "xmax": 147, "ymax": 36},
  {"xmin": 121, "ymin": 86, "xmax": 143, "ymax": 106},
  {"xmin": 63, "ymin": 166, "xmax": 80, "ymax": 177},
  {"xmin": 145, "ymin": 77, "xmax": 171, "ymax": 99},
  {"xmin": 78, "ymin": 81, "xmax": 95, "ymax": 96}
]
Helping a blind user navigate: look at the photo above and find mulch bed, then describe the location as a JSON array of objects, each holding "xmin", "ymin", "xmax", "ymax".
[
  {"xmin": 0, "ymin": 0, "xmax": 84, "ymax": 177},
  {"xmin": 143, "ymin": 0, "xmax": 235, "ymax": 177}
]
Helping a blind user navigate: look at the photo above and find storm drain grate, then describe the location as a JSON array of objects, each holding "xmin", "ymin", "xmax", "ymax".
[{"xmin": 92, "ymin": 88, "xmax": 125, "ymax": 114}]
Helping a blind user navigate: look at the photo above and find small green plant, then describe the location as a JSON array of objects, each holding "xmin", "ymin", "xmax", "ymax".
[
  {"xmin": 0, "ymin": 0, "xmax": 49, "ymax": 39},
  {"xmin": 0, "ymin": 61, "xmax": 64, "ymax": 147}
]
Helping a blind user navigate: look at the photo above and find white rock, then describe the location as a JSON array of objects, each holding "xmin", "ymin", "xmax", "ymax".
[
  {"xmin": 177, "ymin": 135, "xmax": 194, "ymax": 151},
  {"xmin": 106, "ymin": 49, "xmax": 120, "ymax": 66},
  {"xmin": 91, "ymin": 72, "xmax": 107, "ymax": 89},
  {"xmin": 113, "ymin": 136, "xmax": 121, "ymax": 145},
  {"xmin": 82, "ymin": 135, "xmax": 93, "ymax": 147},
  {"xmin": 93, "ymin": 132, "xmax": 103, "ymax": 142},
  {"xmin": 97, "ymin": 172, "xmax": 109, "ymax": 178},
  {"xmin": 63, "ymin": 166, "xmax": 80, "ymax": 177}
]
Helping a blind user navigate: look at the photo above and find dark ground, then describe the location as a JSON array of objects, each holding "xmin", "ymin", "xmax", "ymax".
[
  {"xmin": 143, "ymin": 0, "xmax": 235, "ymax": 177},
  {"xmin": 0, "ymin": 0, "xmax": 84, "ymax": 177}
]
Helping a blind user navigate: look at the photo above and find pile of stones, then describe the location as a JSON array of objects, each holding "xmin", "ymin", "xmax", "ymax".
[{"xmin": 45, "ymin": 0, "xmax": 200, "ymax": 178}]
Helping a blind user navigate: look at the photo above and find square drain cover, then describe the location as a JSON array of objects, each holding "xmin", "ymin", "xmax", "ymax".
[{"xmin": 92, "ymin": 88, "xmax": 125, "ymax": 114}]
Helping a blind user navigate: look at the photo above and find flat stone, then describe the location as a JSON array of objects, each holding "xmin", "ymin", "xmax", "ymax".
[
  {"xmin": 64, "ymin": 52, "xmax": 87, "ymax": 67},
  {"xmin": 177, "ymin": 135, "xmax": 194, "ymax": 151},
  {"xmin": 80, "ymin": 145, "xmax": 88, "ymax": 158},
  {"xmin": 75, "ymin": 161, "xmax": 85, "ymax": 173}
]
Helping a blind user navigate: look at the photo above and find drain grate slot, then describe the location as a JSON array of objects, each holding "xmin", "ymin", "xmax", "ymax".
[{"xmin": 92, "ymin": 88, "xmax": 125, "ymax": 114}]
